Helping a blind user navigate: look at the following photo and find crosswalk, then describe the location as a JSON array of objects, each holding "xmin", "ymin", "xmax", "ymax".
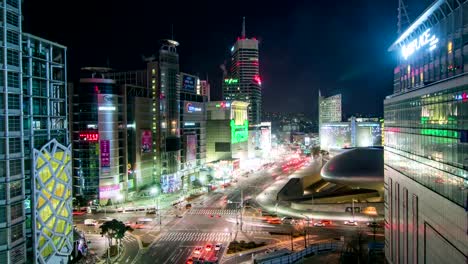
[
  {"xmin": 159, "ymin": 232, "xmax": 231, "ymax": 242},
  {"xmin": 158, "ymin": 231, "xmax": 272, "ymax": 242},
  {"xmin": 121, "ymin": 235, "xmax": 137, "ymax": 244},
  {"xmin": 187, "ymin": 209, "xmax": 238, "ymax": 215}
]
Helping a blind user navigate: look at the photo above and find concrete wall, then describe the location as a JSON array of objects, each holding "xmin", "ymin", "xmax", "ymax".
[{"xmin": 385, "ymin": 166, "xmax": 467, "ymax": 264}]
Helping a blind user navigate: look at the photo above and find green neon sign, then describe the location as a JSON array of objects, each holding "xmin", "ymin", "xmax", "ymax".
[
  {"xmin": 421, "ymin": 129, "xmax": 458, "ymax": 138},
  {"xmin": 230, "ymin": 119, "xmax": 249, "ymax": 144},
  {"xmin": 224, "ymin": 78, "xmax": 239, "ymax": 84}
]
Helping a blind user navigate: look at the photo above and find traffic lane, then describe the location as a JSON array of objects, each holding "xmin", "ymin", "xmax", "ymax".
[{"xmin": 117, "ymin": 235, "xmax": 140, "ymax": 264}]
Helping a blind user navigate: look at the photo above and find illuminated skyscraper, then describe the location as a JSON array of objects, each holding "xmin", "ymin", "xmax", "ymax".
[
  {"xmin": 0, "ymin": 1, "xmax": 72, "ymax": 263},
  {"xmin": 223, "ymin": 17, "xmax": 261, "ymax": 124},
  {"xmin": 385, "ymin": 1, "xmax": 468, "ymax": 263}
]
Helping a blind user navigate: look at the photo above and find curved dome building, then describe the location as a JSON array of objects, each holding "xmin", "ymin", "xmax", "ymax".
[{"xmin": 321, "ymin": 147, "xmax": 384, "ymax": 192}]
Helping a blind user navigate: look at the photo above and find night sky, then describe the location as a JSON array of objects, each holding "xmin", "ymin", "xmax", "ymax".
[{"xmin": 23, "ymin": 0, "xmax": 433, "ymax": 120}]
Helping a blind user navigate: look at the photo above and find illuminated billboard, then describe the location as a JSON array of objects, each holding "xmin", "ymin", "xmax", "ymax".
[
  {"xmin": 186, "ymin": 134, "xmax": 197, "ymax": 162},
  {"xmin": 141, "ymin": 130, "xmax": 152, "ymax": 153},
  {"xmin": 100, "ymin": 140, "xmax": 110, "ymax": 167},
  {"xmin": 230, "ymin": 119, "xmax": 249, "ymax": 144},
  {"xmin": 184, "ymin": 102, "xmax": 203, "ymax": 114},
  {"xmin": 161, "ymin": 174, "xmax": 182, "ymax": 193},
  {"xmin": 182, "ymin": 75, "xmax": 196, "ymax": 92},
  {"xmin": 99, "ymin": 184, "xmax": 120, "ymax": 199}
]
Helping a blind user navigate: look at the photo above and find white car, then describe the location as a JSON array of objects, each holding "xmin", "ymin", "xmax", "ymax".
[
  {"xmin": 193, "ymin": 246, "xmax": 202, "ymax": 255},
  {"xmin": 214, "ymin": 243, "xmax": 222, "ymax": 251},
  {"xmin": 344, "ymin": 220, "xmax": 358, "ymax": 226}
]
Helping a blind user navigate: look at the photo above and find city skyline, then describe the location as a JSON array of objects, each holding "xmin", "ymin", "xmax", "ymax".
[{"xmin": 22, "ymin": 0, "xmax": 434, "ymax": 118}]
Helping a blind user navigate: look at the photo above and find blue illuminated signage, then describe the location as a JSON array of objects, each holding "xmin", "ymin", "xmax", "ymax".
[
  {"xmin": 186, "ymin": 102, "xmax": 202, "ymax": 113},
  {"xmin": 402, "ymin": 29, "xmax": 438, "ymax": 59}
]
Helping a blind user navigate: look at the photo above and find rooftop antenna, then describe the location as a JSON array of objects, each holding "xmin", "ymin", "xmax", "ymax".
[
  {"xmin": 397, "ymin": 0, "xmax": 411, "ymax": 35},
  {"xmin": 241, "ymin": 17, "xmax": 246, "ymax": 38}
]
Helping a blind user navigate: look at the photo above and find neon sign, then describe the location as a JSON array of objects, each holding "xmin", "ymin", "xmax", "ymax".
[
  {"xmin": 230, "ymin": 119, "xmax": 249, "ymax": 144},
  {"xmin": 253, "ymin": 75, "xmax": 262, "ymax": 85},
  {"xmin": 401, "ymin": 29, "xmax": 438, "ymax": 59},
  {"xmin": 455, "ymin": 92, "xmax": 468, "ymax": 101},
  {"xmin": 79, "ymin": 132, "xmax": 99, "ymax": 142},
  {"xmin": 98, "ymin": 106, "xmax": 116, "ymax": 111},
  {"xmin": 224, "ymin": 78, "xmax": 238, "ymax": 84},
  {"xmin": 186, "ymin": 102, "xmax": 202, "ymax": 113},
  {"xmin": 215, "ymin": 101, "xmax": 231, "ymax": 108}
]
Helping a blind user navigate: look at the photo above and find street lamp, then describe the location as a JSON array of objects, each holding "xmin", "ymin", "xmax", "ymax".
[{"xmin": 151, "ymin": 188, "xmax": 162, "ymax": 229}]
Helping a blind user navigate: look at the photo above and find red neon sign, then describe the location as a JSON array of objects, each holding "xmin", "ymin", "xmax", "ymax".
[{"xmin": 79, "ymin": 132, "xmax": 99, "ymax": 142}]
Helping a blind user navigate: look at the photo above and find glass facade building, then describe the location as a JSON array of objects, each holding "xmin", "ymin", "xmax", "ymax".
[
  {"xmin": 71, "ymin": 70, "xmax": 127, "ymax": 205},
  {"xmin": 385, "ymin": 1, "xmax": 468, "ymax": 263}
]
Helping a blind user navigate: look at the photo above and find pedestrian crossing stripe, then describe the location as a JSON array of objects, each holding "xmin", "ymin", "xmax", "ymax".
[
  {"xmin": 158, "ymin": 231, "xmax": 271, "ymax": 242},
  {"xmin": 187, "ymin": 209, "xmax": 238, "ymax": 215}
]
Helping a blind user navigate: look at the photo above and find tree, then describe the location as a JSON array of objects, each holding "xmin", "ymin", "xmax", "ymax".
[{"xmin": 100, "ymin": 219, "xmax": 133, "ymax": 261}]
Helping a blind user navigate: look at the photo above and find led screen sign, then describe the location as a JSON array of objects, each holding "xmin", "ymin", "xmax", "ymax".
[
  {"xmin": 230, "ymin": 119, "xmax": 249, "ymax": 144},
  {"xmin": 224, "ymin": 78, "xmax": 238, "ymax": 84},
  {"xmin": 79, "ymin": 132, "xmax": 99, "ymax": 142},
  {"xmin": 401, "ymin": 29, "xmax": 438, "ymax": 59}
]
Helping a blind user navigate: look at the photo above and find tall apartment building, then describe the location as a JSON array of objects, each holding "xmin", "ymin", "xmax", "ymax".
[
  {"xmin": 223, "ymin": 18, "xmax": 261, "ymax": 124},
  {"xmin": 1, "ymin": 1, "xmax": 73, "ymax": 262},
  {"xmin": 318, "ymin": 92, "xmax": 342, "ymax": 126},
  {"xmin": 384, "ymin": 1, "xmax": 468, "ymax": 263}
]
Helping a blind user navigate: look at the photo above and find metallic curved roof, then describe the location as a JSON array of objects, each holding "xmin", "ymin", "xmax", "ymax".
[{"xmin": 321, "ymin": 148, "xmax": 383, "ymax": 186}]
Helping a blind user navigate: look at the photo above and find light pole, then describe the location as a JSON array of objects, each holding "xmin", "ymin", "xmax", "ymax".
[{"xmin": 151, "ymin": 188, "xmax": 162, "ymax": 230}]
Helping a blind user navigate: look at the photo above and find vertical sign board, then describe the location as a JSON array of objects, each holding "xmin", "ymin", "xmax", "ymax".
[
  {"xmin": 186, "ymin": 135, "xmax": 197, "ymax": 162},
  {"xmin": 100, "ymin": 140, "xmax": 110, "ymax": 167},
  {"xmin": 141, "ymin": 130, "xmax": 152, "ymax": 153}
]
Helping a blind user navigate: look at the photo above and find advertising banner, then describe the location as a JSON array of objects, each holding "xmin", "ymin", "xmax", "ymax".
[
  {"xmin": 182, "ymin": 75, "xmax": 196, "ymax": 92},
  {"xmin": 186, "ymin": 134, "xmax": 197, "ymax": 162},
  {"xmin": 141, "ymin": 130, "xmax": 152, "ymax": 153},
  {"xmin": 100, "ymin": 140, "xmax": 110, "ymax": 167},
  {"xmin": 99, "ymin": 184, "xmax": 119, "ymax": 199}
]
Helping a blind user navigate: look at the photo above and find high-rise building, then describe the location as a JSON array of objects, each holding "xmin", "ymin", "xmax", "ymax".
[
  {"xmin": 385, "ymin": 1, "xmax": 468, "ymax": 263},
  {"xmin": 158, "ymin": 39, "xmax": 182, "ymax": 192},
  {"xmin": 223, "ymin": 18, "xmax": 261, "ymax": 124},
  {"xmin": 318, "ymin": 92, "xmax": 342, "ymax": 126},
  {"xmin": 71, "ymin": 68, "xmax": 127, "ymax": 205},
  {"xmin": 0, "ymin": 1, "xmax": 73, "ymax": 263}
]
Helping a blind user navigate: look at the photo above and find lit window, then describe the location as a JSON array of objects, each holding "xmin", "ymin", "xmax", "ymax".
[
  {"xmin": 420, "ymin": 72, "xmax": 424, "ymax": 83},
  {"xmin": 152, "ymin": 69, "xmax": 156, "ymax": 75},
  {"xmin": 448, "ymin": 41, "xmax": 453, "ymax": 54},
  {"xmin": 407, "ymin": 65, "xmax": 411, "ymax": 74}
]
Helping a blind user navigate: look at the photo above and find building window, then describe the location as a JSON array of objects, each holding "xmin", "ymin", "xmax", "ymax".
[
  {"xmin": 10, "ymin": 202, "xmax": 22, "ymax": 220},
  {"xmin": 9, "ymin": 138, "xmax": 20, "ymax": 153},
  {"xmin": 448, "ymin": 41, "xmax": 453, "ymax": 54},
  {"xmin": 10, "ymin": 180, "xmax": 22, "ymax": 198},
  {"xmin": 6, "ymin": 12, "xmax": 19, "ymax": 27},
  {"xmin": 7, "ymin": 71, "xmax": 19, "ymax": 88},
  {"xmin": 7, "ymin": 94, "xmax": 19, "ymax": 109},
  {"xmin": 10, "ymin": 223, "xmax": 23, "ymax": 242},
  {"xmin": 9, "ymin": 159, "xmax": 21, "ymax": 176},
  {"xmin": 6, "ymin": 30, "xmax": 19, "ymax": 46},
  {"xmin": 8, "ymin": 116, "xmax": 20, "ymax": 131},
  {"xmin": 0, "ymin": 227, "xmax": 6, "ymax": 247},
  {"xmin": 6, "ymin": 0, "xmax": 19, "ymax": 8},
  {"xmin": 6, "ymin": 49, "xmax": 19, "ymax": 67}
]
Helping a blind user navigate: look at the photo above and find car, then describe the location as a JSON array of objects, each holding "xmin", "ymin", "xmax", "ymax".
[
  {"xmin": 99, "ymin": 217, "xmax": 114, "ymax": 222},
  {"xmin": 146, "ymin": 210, "xmax": 157, "ymax": 215},
  {"xmin": 205, "ymin": 244, "xmax": 213, "ymax": 251},
  {"xmin": 215, "ymin": 243, "xmax": 222, "ymax": 251},
  {"xmin": 366, "ymin": 221, "xmax": 383, "ymax": 228},
  {"xmin": 314, "ymin": 220, "xmax": 332, "ymax": 227},
  {"xmin": 186, "ymin": 258, "xmax": 193, "ymax": 264},
  {"xmin": 84, "ymin": 219, "xmax": 98, "ymax": 226},
  {"xmin": 193, "ymin": 246, "xmax": 202, "ymax": 255},
  {"xmin": 281, "ymin": 217, "xmax": 295, "ymax": 224},
  {"xmin": 185, "ymin": 203, "xmax": 192, "ymax": 209},
  {"xmin": 344, "ymin": 220, "xmax": 358, "ymax": 226}
]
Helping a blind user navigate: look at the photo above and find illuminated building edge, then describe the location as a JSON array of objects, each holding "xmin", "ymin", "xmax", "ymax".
[{"xmin": 33, "ymin": 139, "xmax": 73, "ymax": 263}]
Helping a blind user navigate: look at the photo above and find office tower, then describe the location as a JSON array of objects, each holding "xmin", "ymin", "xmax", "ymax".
[
  {"xmin": 0, "ymin": 0, "xmax": 73, "ymax": 262},
  {"xmin": 179, "ymin": 72, "xmax": 207, "ymax": 192},
  {"xmin": 71, "ymin": 68, "xmax": 127, "ymax": 205},
  {"xmin": 224, "ymin": 17, "xmax": 261, "ymax": 124},
  {"xmin": 385, "ymin": 1, "xmax": 468, "ymax": 263},
  {"xmin": 318, "ymin": 92, "xmax": 342, "ymax": 126}
]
